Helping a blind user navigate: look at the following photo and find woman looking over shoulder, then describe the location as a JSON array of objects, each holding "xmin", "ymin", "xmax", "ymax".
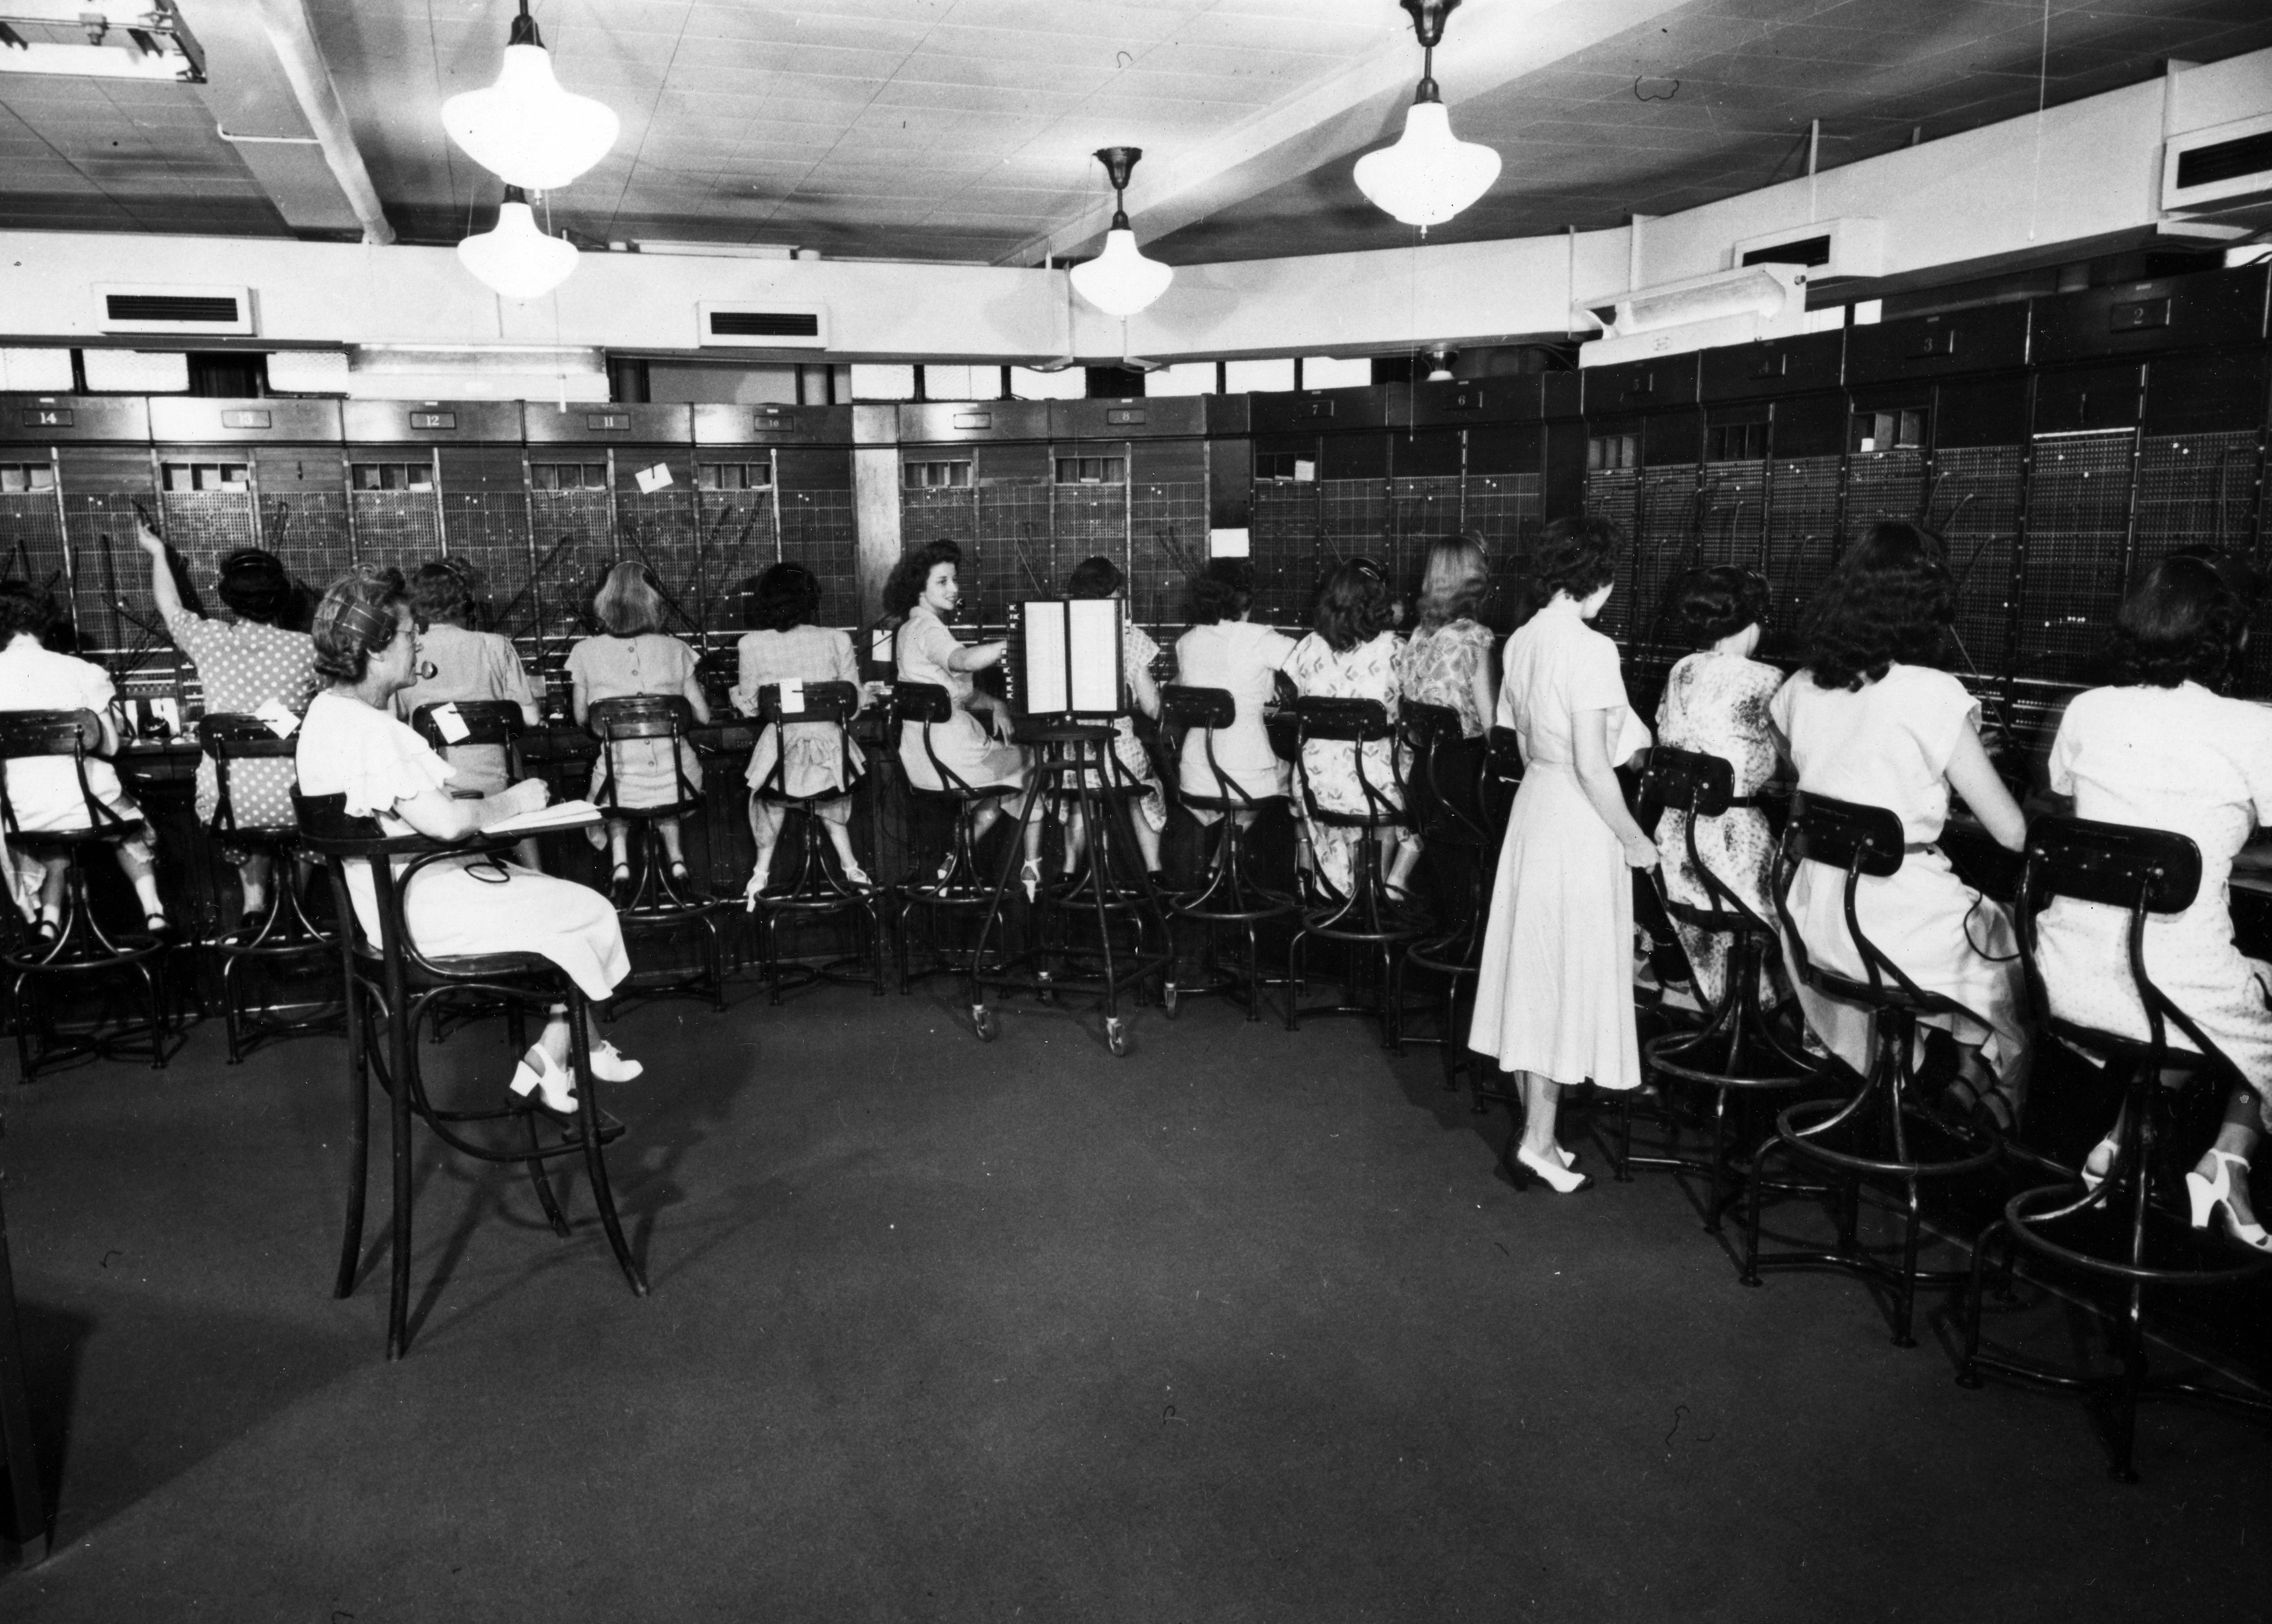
[
  {"xmin": 294, "ymin": 566, "xmax": 640, "ymax": 1113},
  {"xmin": 1654, "ymin": 565, "xmax": 1786, "ymax": 1012},
  {"xmin": 887, "ymin": 539, "xmax": 1047, "ymax": 897},
  {"xmin": 1771, "ymin": 521, "xmax": 2030, "ymax": 1129},
  {"xmin": 730, "ymin": 561, "xmax": 873, "ymax": 897},
  {"xmin": 1469, "ymin": 516, "xmax": 1656, "ymax": 1194},
  {"xmin": 1172, "ymin": 560, "xmax": 1297, "ymax": 828},
  {"xmin": 565, "ymin": 562, "xmax": 710, "ymax": 901},
  {"xmin": 1284, "ymin": 558, "xmax": 1420, "ymax": 902},
  {"xmin": 2033, "ymin": 556, "xmax": 2272, "ymax": 1252},
  {"xmin": 134, "ymin": 521, "xmax": 314, "ymax": 925}
]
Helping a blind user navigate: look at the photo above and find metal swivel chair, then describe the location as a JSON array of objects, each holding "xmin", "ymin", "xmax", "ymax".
[
  {"xmin": 199, "ymin": 714, "xmax": 338, "ymax": 1064},
  {"xmin": 409, "ymin": 699, "xmax": 534, "ymax": 798},
  {"xmin": 1285, "ymin": 696, "xmax": 1429, "ymax": 1050},
  {"xmin": 1399, "ymin": 700, "xmax": 1494, "ymax": 1086},
  {"xmin": 0, "ymin": 709, "xmax": 171, "ymax": 1077},
  {"xmin": 745, "ymin": 679, "xmax": 885, "ymax": 1000},
  {"xmin": 1744, "ymin": 791, "xmax": 2003, "ymax": 1346},
  {"xmin": 1157, "ymin": 683, "xmax": 1297, "ymax": 1021},
  {"xmin": 1958, "ymin": 814, "xmax": 2272, "ymax": 1481},
  {"xmin": 587, "ymin": 694, "xmax": 726, "ymax": 1011},
  {"xmin": 297, "ymin": 791, "xmax": 646, "ymax": 1360},
  {"xmin": 891, "ymin": 681, "xmax": 1023, "ymax": 993},
  {"xmin": 1620, "ymin": 745, "xmax": 1818, "ymax": 1230}
]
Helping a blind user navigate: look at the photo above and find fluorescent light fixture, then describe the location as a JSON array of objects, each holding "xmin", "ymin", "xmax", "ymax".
[{"xmin": 0, "ymin": 1, "xmax": 203, "ymax": 81}]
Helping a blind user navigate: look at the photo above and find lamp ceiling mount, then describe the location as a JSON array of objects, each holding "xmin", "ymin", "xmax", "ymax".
[{"xmin": 1400, "ymin": 0, "xmax": 1461, "ymax": 103}]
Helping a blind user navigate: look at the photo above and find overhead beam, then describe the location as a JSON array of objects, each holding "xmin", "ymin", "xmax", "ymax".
[{"xmin": 1001, "ymin": 0, "xmax": 1695, "ymax": 268}]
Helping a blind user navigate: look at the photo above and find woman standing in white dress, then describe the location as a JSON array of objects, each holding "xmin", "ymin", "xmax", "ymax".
[
  {"xmin": 1771, "ymin": 522, "xmax": 2030, "ymax": 1128},
  {"xmin": 1469, "ymin": 518, "xmax": 1657, "ymax": 1193},
  {"xmin": 2033, "ymin": 556, "xmax": 2272, "ymax": 1252},
  {"xmin": 887, "ymin": 540, "xmax": 1045, "ymax": 895},
  {"xmin": 295, "ymin": 566, "xmax": 641, "ymax": 1113}
]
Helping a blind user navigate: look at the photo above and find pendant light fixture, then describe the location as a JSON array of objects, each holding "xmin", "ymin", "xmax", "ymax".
[
  {"xmin": 1068, "ymin": 148, "xmax": 1175, "ymax": 318},
  {"xmin": 458, "ymin": 186, "xmax": 580, "ymax": 300},
  {"xmin": 441, "ymin": 1, "xmax": 620, "ymax": 191},
  {"xmin": 1354, "ymin": 0, "xmax": 1501, "ymax": 229}
]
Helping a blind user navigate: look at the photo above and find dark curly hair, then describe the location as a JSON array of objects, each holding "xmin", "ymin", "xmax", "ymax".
[
  {"xmin": 0, "ymin": 581, "xmax": 59, "ymax": 641},
  {"xmin": 1190, "ymin": 559, "xmax": 1254, "ymax": 625},
  {"xmin": 1801, "ymin": 522, "xmax": 1952, "ymax": 692},
  {"xmin": 408, "ymin": 559, "xmax": 475, "ymax": 629},
  {"xmin": 215, "ymin": 548, "xmax": 298, "ymax": 628},
  {"xmin": 2109, "ymin": 554, "xmax": 2247, "ymax": 690},
  {"xmin": 747, "ymin": 562, "xmax": 820, "ymax": 632},
  {"xmin": 311, "ymin": 565, "xmax": 409, "ymax": 686},
  {"xmin": 1531, "ymin": 515, "xmax": 1622, "ymax": 606},
  {"xmin": 1312, "ymin": 558, "xmax": 1394, "ymax": 654},
  {"xmin": 1675, "ymin": 565, "xmax": 1770, "ymax": 649},
  {"xmin": 1066, "ymin": 555, "xmax": 1123, "ymax": 599},
  {"xmin": 882, "ymin": 539, "xmax": 962, "ymax": 619}
]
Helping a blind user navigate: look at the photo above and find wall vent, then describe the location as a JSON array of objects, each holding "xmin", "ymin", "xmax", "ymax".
[
  {"xmin": 697, "ymin": 302, "xmax": 828, "ymax": 349},
  {"xmin": 2163, "ymin": 113, "xmax": 2272, "ymax": 216},
  {"xmin": 95, "ymin": 284, "xmax": 253, "ymax": 335},
  {"xmin": 1730, "ymin": 218, "xmax": 1881, "ymax": 281}
]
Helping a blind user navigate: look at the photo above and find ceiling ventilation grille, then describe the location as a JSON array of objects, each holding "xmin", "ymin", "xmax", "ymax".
[
  {"xmin": 95, "ymin": 283, "xmax": 254, "ymax": 334},
  {"xmin": 2163, "ymin": 113, "xmax": 2272, "ymax": 217},
  {"xmin": 698, "ymin": 302, "xmax": 828, "ymax": 349}
]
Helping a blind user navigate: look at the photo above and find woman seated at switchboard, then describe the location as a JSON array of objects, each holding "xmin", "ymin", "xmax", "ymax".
[
  {"xmin": 1653, "ymin": 565, "xmax": 1786, "ymax": 1014},
  {"xmin": 1058, "ymin": 555, "xmax": 1165, "ymax": 878},
  {"xmin": 394, "ymin": 559, "xmax": 543, "ymax": 795},
  {"xmin": 134, "ymin": 520, "xmax": 314, "ymax": 927},
  {"xmin": 1395, "ymin": 535, "xmax": 1498, "ymax": 820},
  {"xmin": 1284, "ymin": 557, "xmax": 1421, "ymax": 902},
  {"xmin": 566, "ymin": 561, "xmax": 711, "ymax": 900},
  {"xmin": 295, "ymin": 565, "xmax": 640, "ymax": 1113},
  {"xmin": 0, "ymin": 581, "xmax": 168, "ymax": 937},
  {"xmin": 1771, "ymin": 521, "xmax": 2031, "ymax": 1129},
  {"xmin": 1173, "ymin": 559, "xmax": 1298, "ymax": 828},
  {"xmin": 2032, "ymin": 556, "xmax": 2272, "ymax": 1254},
  {"xmin": 886, "ymin": 538, "xmax": 1047, "ymax": 896},
  {"xmin": 729, "ymin": 561, "xmax": 873, "ymax": 897}
]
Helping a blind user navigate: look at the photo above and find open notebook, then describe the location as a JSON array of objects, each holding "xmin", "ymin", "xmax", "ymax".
[{"xmin": 482, "ymin": 798, "xmax": 602, "ymax": 837}]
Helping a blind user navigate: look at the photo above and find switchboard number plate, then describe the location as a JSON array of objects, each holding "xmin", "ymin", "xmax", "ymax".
[
  {"xmin": 755, "ymin": 409, "xmax": 795, "ymax": 429},
  {"xmin": 1447, "ymin": 387, "xmax": 1482, "ymax": 412},
  {"xmin": 1302, "ymin": 399, "xmax": 1336, "ymax": 418},
  {"xmin": 1105, "ymin": 408, "xmax": 1146, "ymax": 426},
  {"xmin": 23, "ymin": 407, "xmax": 72, "ymax": 428},
  {"xmin": 952, "ymin": 412, "xmax": 992, "ymax": 430},
  {"xmin": 586, "ymin": 412, "xmax": 630, "ymax": 431},
  {"xmin": 221, "ymin": 409, "xmax": 272, "ymax": 429},
  {"xmin": 2110, "ymin": 297, "xmax": 2171, "ymax": 332},
  {"xmin": 409, "ymin": 410, "xmax": 457, "ymax": 430},
  {"xmin": 1913, "ymin": 329, "xmax": 1958, "ymax": 358}
]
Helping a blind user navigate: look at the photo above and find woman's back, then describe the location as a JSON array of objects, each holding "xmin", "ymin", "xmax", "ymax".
[
  {"xmin": 1398, "ymin": 618, "xmax": 1492, "ymax": 738},
  {"xmin": 1499, "ymin": 597, "xmax": 1629, "ymax": 767},
  {"xmin": 1658, "ymin": 649, "xmax": 1782, "ymax": 792},
  {"xmin": 1772, "ymin": 663, "xmax": 1972, "ymax": 842},
  {"xmin": 569, "ymin": 631, "xmax": 694, "ymax": 699},
  {"xmin": 736, "ymin": 624, "xmax": 853, "ymax": 694}
]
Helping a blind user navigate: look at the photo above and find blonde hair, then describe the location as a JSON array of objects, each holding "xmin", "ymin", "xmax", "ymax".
[
  {"xmin": 593, "ymin": 560, "xmax": 664, "ymax": 636},
  {"xmin": 1416, "ymin": 535, "xmax": 1489, "ymax": 629}
]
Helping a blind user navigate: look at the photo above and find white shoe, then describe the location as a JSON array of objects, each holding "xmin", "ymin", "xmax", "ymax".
[
  {"xmin": 2080, "ymin": 1132, "xmax": 2120, "ymax": 1194},
  {"xmin": 1515, "ymin": 1145, "xmax": 1593, "ymax": 1194},
  {"xmin": 509, "ymin": 1045, "xmax": 579, "ymax": 1114},
  {"xmin": 839, "ymin": 859, "xmax": 871, "ymax": 889},
  {"xmin": 2186, "ymin": 1149, "xmax": 2271, "ymax": 1254},
  {"xmin": 587, "ymin": 1040, "xmax": 642, "ymax": 1083}
]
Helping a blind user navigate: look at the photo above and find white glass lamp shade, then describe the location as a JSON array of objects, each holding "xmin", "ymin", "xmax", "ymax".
[
  {"xmin": 1353, "ymin": 99, "xmax": 1501, "ymax": 228},
  {"xmin": 1069, "ymin": 226, "xmax": 1175, "ymax": 317},
  {"xmin": 458, "ymin": 198, "xmax": 580, "ymax": 300},
  {"xmin": 442, "ymin": 44, "xmax": 620, "ymax": 191}
]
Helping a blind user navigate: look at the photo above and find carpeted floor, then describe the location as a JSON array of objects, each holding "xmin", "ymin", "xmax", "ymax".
[{"xmin": 0, "ymin": 983, "xmax": 2266, "ymax": 1622}]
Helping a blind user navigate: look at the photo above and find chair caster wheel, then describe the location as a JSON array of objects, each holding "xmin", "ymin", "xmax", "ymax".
[
  {"xmin": 972, "ymin": 1005, "xmax": 996, "ymax": 1041},
  {"xmin": 1105, "ymin": 1017, "xmax": 1129, "ymax": 1057}
]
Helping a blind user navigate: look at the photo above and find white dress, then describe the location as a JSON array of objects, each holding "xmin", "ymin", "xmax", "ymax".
[
  {"xmin": 295, "ymin": 691, "xmax": 631, "ymax": 1002},
  {"xmin": 0, "ymin": 634, "xmax": 141, "ymax": 832},
  {"xmin": 894, "ymin": 607, "xmax": 1026, "ymax": 794},
  {"xmin": 1468, "ymin": 596, "xmax": 1652, "ymax": 1090},
  {"xmin": 1172, "ymin": 619, "xmax": 1296, "ymax": 822},
  {"xmin": 2032, "ymin": 682, "xmax": 2272, "ymax": 1133},
  {"xmin": 1770, "ymin": 664, "xmax": 2029, "ymax": 1089}
]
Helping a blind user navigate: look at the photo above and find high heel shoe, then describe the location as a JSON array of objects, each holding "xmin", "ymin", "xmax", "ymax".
[
  {"xmin": 1513, "ymin": 1144, "xmax": 1593, "ymax": 1194},
  {"xmin": 2185, "ymin": 1149, "xmax": 2272, "ymax": 1254},
  {"xmin": 2080, "ymin": 1133, "xmax": 2121, "ymax": 1195},
  {"xmin": 508, "ymin": 1045, "xmax": 580, "ymax": 1114},
  {"xmin": 838, "ymin": 859, "xmax": 871, "ymax": 889},
  {"xmin": 608, "ymin": 864, "xmax": 633, "ymax": 906},
  {"xmin": 1553, "ymin": 1143, "xmax": 1580, "ymax": 1172},
  {"xmin": 1019, "ymin": 856, "xmax": 1044, "ymax": 903}
]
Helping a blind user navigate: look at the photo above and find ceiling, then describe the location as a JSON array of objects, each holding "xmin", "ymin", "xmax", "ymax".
[{"xmin": 1, "ymin": 0, "xmax": 2269, "ymax": 267}]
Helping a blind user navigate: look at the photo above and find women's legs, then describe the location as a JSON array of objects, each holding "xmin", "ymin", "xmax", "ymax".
[
  {"xmin": 1132, "ymin": 817, "xmax": 1162, "ymax": 874},
  {"xmin": 820, "ymin": 818, "xmax": 867, "ymax": 882},
  {"xmin": 35, "ymin": 857, "xmax": 66, "ymax": 927},
  {"xmin": 237, "ymin": 849, "xmax": 272, "ymax": 918},
  {"xmin": 657, "ymin": 816, "xmax": 688, "ymax": 868},
  {"xmin": 1518, "ymin": 1070, "xmax": 1562, "ymax": 1157},
  {"xmin": 114, "ymin": 837, "xmax": 164, "ymax": 921},
  {"xmin": 1384, "ymin": 829, "xmax": 1422, "ymax": 895},
  {"xmin": 2198, "ymin": 1087, "xmax": 2265, "ymax": 1229},
  {"xmin": 606, "ymin": 819, "xmax": 630, "ymax": 874},
  {"xmin": 746, "ymin": 799, "xmax": 786, "ymax": 894}
]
